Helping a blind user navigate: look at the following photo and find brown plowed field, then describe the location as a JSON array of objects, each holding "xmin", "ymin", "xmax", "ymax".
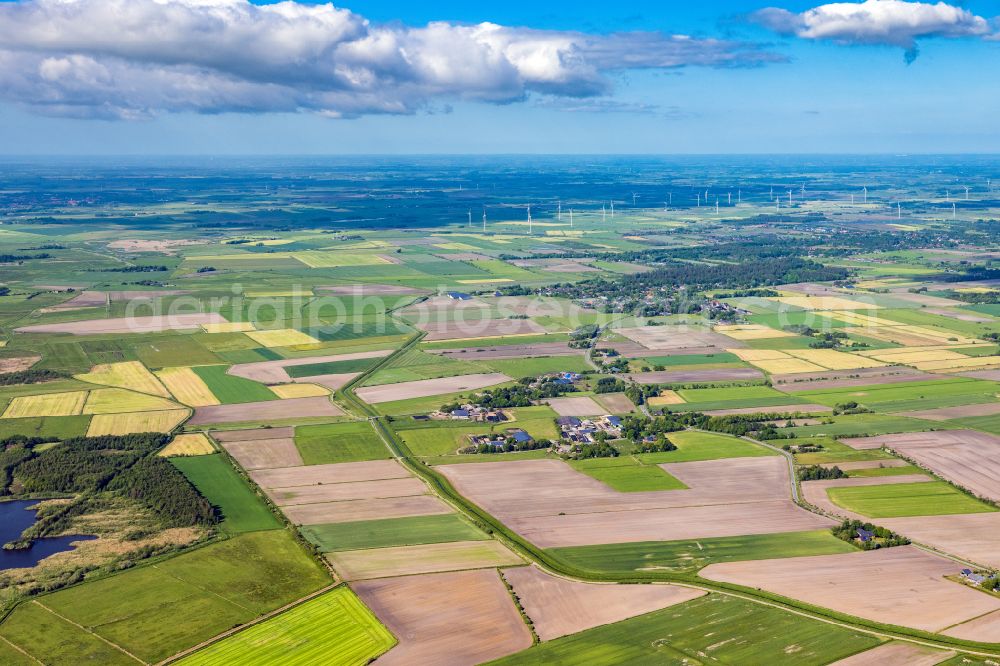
[
  {"xmin": 282, "ymin": 495, "xmax": 453, "ymax": 525},
  {"xmin": 773, "ymin": 366, "xmax": 938, "ymax": 391},
  {"xmin": 268, "ymin": 477, "xmax": 427, "ymax": 506},
  {"xmin": 830, "ymin": 642, "xmax": 954, "ymax": 666},
  {"xmin": 221, "ymin": 438, "xmax": 303, "ymax": 470},
  {"xmin": 250, "ymin": 460, "xmax": 410, "ymax": 488},
  {"xmin": 416, "ymin": 319, "xmax": 546, "ymax": 341},
  {"xmin": 16, "ymin": 312, "xmax": 225, "ymax": 335},
  {"xmin": 329, "ymin": 541, "xmax": 522, "ymax": 580},
  {"xmin": 503, "ymin": 566, "xmax": 705, "ymax": 641},
  {"xmin": 354, "ymin": 570, "xmax": 532, "ymax": 665},
  {"xmin": 227, "ymin": 350, "xmax": 391, "ymax": 384},
  {"xmin": 700, "ymin": 546, "xmax": 1000, "ymax": 633},
  {"xmin": 211, "ymin": 427, "xmax": 294, "ymax": 442},
  {"xmin": 545, "ymin": 396, "xmax": 606, "ymax": 416},
  {"xmin": 438, "ymin": 457, "xmax": 832, "ymax": 547},
  {"xmin": 355, "ymin": 373, "xmax": 511, "ymax": 404},
  {"xmin": 881, "ymin": 514, "xmax": 1000, "ymax": 569},
  {"xmin": 594, "ymin": 392, "xmax": 636, "ymax": 414},
  {"xmin": 0, "ymin": 355, "xmax": 40, "ymax": 374},
  {"xmin": 616, "ymin": 326, "xmax": 740, "ymax": 351},
  {"xmin": 188, "ymin": 396, "xmax": 343, "ymax": 424},
  {"xmin": 898, "ymin": 402, "xmax": 1000, "ymax": 421}
]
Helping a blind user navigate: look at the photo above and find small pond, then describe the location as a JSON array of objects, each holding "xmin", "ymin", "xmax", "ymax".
[{"xmin": 0, "ymin": 500, "xmax": 96, "ymax": 570}]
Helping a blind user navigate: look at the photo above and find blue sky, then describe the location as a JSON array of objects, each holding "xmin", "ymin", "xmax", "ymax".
[{"xmin": 0, "ymin": 0, "xmax": 997, "ymax": 154}]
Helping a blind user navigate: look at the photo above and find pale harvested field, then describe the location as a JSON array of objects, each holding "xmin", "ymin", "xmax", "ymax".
[
  {"xmin": 0, "ymin": 355, "xmax": 39, "ymax": 374},
  {"xmin": 87, "ymin": 409, "xmax": 188, "ymax": 436},
  {"xmin": 46, "ymin": 290, "xmax": 107, "ymax": 310},
  {"xmin": 76, "ymin": 360, "xmax": 171, "ymax": 397},
  {"xmin": 222, "ymin": 437, "xmax": 303, "ymax": 470},
  {"xmin": 595, "ymin": 392, "xmax": 636, "ymax": 413},
  {"xmin": 155, "ymin": 367, "xmax": 220, "ymax": 406},
  {"xmin": 889, "ymin": 513, "xmax": 1000, "ymax": 569},
  {"xmin": 356, "ymin": 373, "xmax": 511, "ymax": 404},
  {"xmin": 354, "ymin": 570, "xmax": 532, "ymax": 666},
  {"xmin": 251, "ymin": 460, "xmax": 409, "ymax": 488},
  {"xmin": 158, "ymin": 433, "xmax": 214, "ymax": 457},
  {"xmin": 108, "ymin": 239, "xmax": 200, "ymax": 253},
  {"xmin": 715, "ymin": 324, "xmax": 795, "ymax": 340},
  {"xmin": 617, "ymin": 326, "xmax": 737, "ymax": 351},
  {"xmin": 201, "ymin": 321, "xmax": 255, "ymax": 333},
  {"xmin": 503, "ymin": 566, "xmax": 705, "ymax": 641},
  {"xmin": 2, "ymin": 391, "xmax": 87, "ymax": 418},
  {"xmin": 16, "ymin": 312, "xmax": 224, "ymax": 335},
  {"xmin": 626, "ymin": 368, "xmax": 762, "ymax": 383},
  {"xmin": 545, "ymin": 396, "xmax": 606, "ymax": 416},
  {"xmin": 773, "ymin": 366, "xmax": 936, "ymax": 391},
  {"xmin": 926, "ymin": 308, "xmax": 992, "ymax": 321},
  {"xmin": 510, "ymin": 258, "xmax": 599, "ymax": 272},
  {"xmin": 785, "ymin": 349, "xmax": 887, "ymax": 370},
  {"xmin": 245, "ymin": 328, "xmax": 320, "ymax": 348},
  {"xmin": 228, "ymin": 350, "xmax": 391, "ymax": 384},
  {"xmin": 317, "ymin": 284, "xmax": 427, "ymax": 295},
  {"xmin": 283, "ymin": 495, "xmax": 452, "ymax": 525},
  {"xmin": 774, "ymin": 295, "xmax": 880, "ymax": 310},
  {"xmin": 703, "ymin": 403, "xmax": 831, "ymax": 416},
  {"xmin": 899, "ymin": 402, "xmax": 1000, "ymax": 421},
  {"xmin": 269, "ymin": 383, "xmax": 329, "ymax": 398},
  {"xmin": 328, "ymin": 540, "xmax": 521, "ymax": 580},
  {"xmin": 429, "ymin": 342, "xmax": 577, "ymax": 359},
  {"xmin": 961, "ymin": 369, "xmax": 1000, "ymax": 381},
  {"xmin": 211, "ymin": 426, "xmax": 294, "ymax": 442},
  {"xmin": 417, "ymin": 318, "xmax": 546, "ymax": 341},
  {"xmin": 830, "ymin": 641, "xmax": 954, "ymax": 666},
  {"xmin": 438, "ymin": 457, "xmax": 832, "ymax": 547},
  {"xmin": 268, "ymin": 478, "xmax": 427, "ymax": 506},
  {"xmin": 855, "ymin": 430, "xmax": 1000, "ymax": 503},
  {"xmin": 82, "ymin": 388, "xmax": 180, "ymax": 414},
  {"xmin": 700, "ymin": 546, "xmax": 1000, "ymax": 633},
  {"xmin": 188, "ymin": 396, "xmax": 343, "ymax": 424},
  {"xmin": 647, "ymin": 390, "xmax": 685, "ymax": 407},
  {"xmin": 801, "ymin": 474, "xmax": 932, "ymax": 520},
  {"xmin": 752, "ymin": 357, "xmax": 826, "ymax": 374}
]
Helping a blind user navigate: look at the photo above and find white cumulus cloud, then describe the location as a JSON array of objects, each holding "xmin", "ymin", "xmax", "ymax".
[
  {"xmin": 0, "ymin": 0, "xmax": 783, "ymax": 119},
  {"xmin": 753, "ymin": 0, "xmax": 993, "ymax": 62}
]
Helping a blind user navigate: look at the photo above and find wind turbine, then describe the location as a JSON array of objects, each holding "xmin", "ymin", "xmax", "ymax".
[
  {"xmin": 610, "ymin": 200, "xmax": 615, "ymax": 220},
  {"xmin": 715, "ymin": 198, "xmax": 720, "ymax": 215},
  {"xmin": 952, "ymin": 202, "xmax": 957, "ymax": 220},
  {"xmin": 788, "ymin": 190, "xmax": 792, "ymax": 205},
  {"xmin": 897, "ymin": 202, "xmax": 901, "ymax": 219},
  {"xmin": 863, "ymin": 186, "xmax": 868, "ymax": 204},
  {"xmin": 482, "ymin": 208, "xmax": 487, "ymax": 232},
  {"xmin": 557, "ymin": 200, "xmax": 562, "ymax": 222},
  {"xmin": 738, "ymin": 189, "xmax": 742, "ymax": 204},
  {"xmin": 946, "ymin": 190, "xmax": 951, "ymax": 202},
  {"xmin": 728, "ymin": 192, "xmax": 732, "ymax": 205},
  {"xmin": 527, "ymin": 205, "xmax": 532, "ymax": 234},
  {"xmin": 602, "ymin": 204, "xmax": 606, "ymax": 222},
  {"xmin": 467, "ymin": 209, "xmax": 472, "ymax": 228},
  {"xmin": 965, "ymin": 186, "xmax": 970, "ymax": 200},
  {"xmin": 696, "ymin": 193, "xmax": 701, "ymax": 207},
  {"xmin": 632, "ymin": 192, "xmax": 638, "ymax": 207},
  {"xmin": 569, "ymin": 209, "xmax": 574, "ymax": 228},
  {"xmin": 668, "ymin": 192, "xmax": 673, "ymax": 206},
  {"xmin": 775, "ymin": 197, "xmax": 780, "ymax": 211}
]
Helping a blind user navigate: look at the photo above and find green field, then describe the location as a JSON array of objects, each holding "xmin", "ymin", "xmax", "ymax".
[
  {"xmin": 179, "ymin": 587, "xmax": 394, "ymax": 666},
  {"xmin": 798, "ymin": 378, "xmax": 1000, "ymax": 413},
  {"xmin": 300, "ymin": 514, "xmax": 486, "ymax": 551},
  {"xmin": 641, "ymin": 352, "xmax": 743, "ymax": 367},
  {"xmin": 419, "ymin": 332, "xmax": 569, "ymax": 350},
  {"xmin": 285, "ymin": 357, "xmax": 381, "ymax": 378},
  {"xmin": 569, "ymin": 456, "xmax": 687, "ymax": 492},
  {"xmin": 551, "ymin": 529, "xmax": 857, "ymax": 575},
  {"xmin": 792, "ymin": 437, "xmax": 897, "ymax": 465},
  {"xmin": 192, "ymin": 365, "xmax": 278, "ymax": 404},
  {"xmin": 171, "ymin": 454, "xmax": 280, "ymax": 533},
  {"xmin": 0, "ymin": 414, "xmax": 91, "ymax": 440},
  {"xmin": 827, "ymin": 481, "xmax": 997, "ymax": 518},
  {"xmin": 488, "ymin": 593, "xmax": 882, "ymax": 665},
  {"xmin": 0, "ymin": 531, "xmax": 331, "ymax": 664},
  {"xmin": 295, "ymin": 420, "xmax": 390, "ymax": 464},
  {"xmin": 786, "ymin": 413, "xmax": 934, "ymax": 439},
  {"xmin": 846, "ymin": 465, "xmax": 923, "ymax": 478},
  {"xmin": 484, "ymin": 355, "xmax": 590, "ymax": 379},
  {"xmin": 635, "ymin": 430, "xmax": 776, "ymax": 463},
  {"xmin": 676, "ymin": 385, "xmax": 785, "ymax": 403}
]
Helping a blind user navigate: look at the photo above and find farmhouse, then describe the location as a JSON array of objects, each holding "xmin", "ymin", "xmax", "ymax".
[
  {"xmin": 557, "ymin": 415, "xmax": 623, "ymax": 443},
  {"xmin": 444, "ymin": 404, "xmax": 508, "ymax": 422},
  {"xmin": 446, "ymin": 291, "xmax": 472, "ymax": 300}
]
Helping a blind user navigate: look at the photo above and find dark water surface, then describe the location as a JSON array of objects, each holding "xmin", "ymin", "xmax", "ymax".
[{"xmin": 0, "ymin": 500, "xmax": 96, "ymax": 570}]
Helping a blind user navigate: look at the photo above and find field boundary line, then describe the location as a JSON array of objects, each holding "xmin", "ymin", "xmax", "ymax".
[
  {"xmin": 157, "ymin": 582, "xmax": 339, "ymax": 665},
  {"xmin": 33, "ymin": 600, "xmax": 147, "ymax": 665},
  {"xmin": 148, "ymin": 563, "xmax": 257, "ymax": 615},
  {"xmin": 0, "ymin": 634, "xmax": 44, "ymax": 665}
]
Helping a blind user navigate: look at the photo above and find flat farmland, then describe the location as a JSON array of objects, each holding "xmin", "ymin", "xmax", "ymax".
[
  {"xmin": 551, "ymin": 529, "xmax": 858, "ymax": 575},
  {"xmin": 700, "ymin": 546, "xmax": 1000, "ymax": 633},
  {"xmin": 171, "ymin": 454, "xmax": 280, "ymax": 533},
  {"xmin": 616, "ymin": 325, "xmax": 738, "ymax": 351},
  {"xmin": 179, "ymin": 587, "xmax": 394, "ymax": 666},
  {"xmin": 156, "ymin": 366, "xmax": 220, "ymax": 405},
  {"xmin": 300, "ymin": 514, "xmax": 486, "ymax": 552},
  {"xmin": 0, "ymin": 532, "xmax": 329, "ymax": 664},
  {"xmin": 504, "ymin": 566, "xmax": 705, "ymax": 641},
  {"xmin": 657, "ymin": 430, "xmax": 776, "ymax": 462},
  {"xmin": 545, "ymin": 395, "xmax": 606, "ymax": 416},
  {"xmin": 438, "ymin": 456, "xmax": 830, "ymax": 548},
  {"xmin": 75, "ymin": 360, "xmax": 171, "ymax": 397},
  {"xmin": 189, "ymin": 396, "xmax": 342, "ymax": 425},
  {"xmin": 283, "ymin": 495, "xmax": 453, "ymax": 525},
  {"xmin": 593, "ymin": 392, "xmax": 636, "ymax": 413},
  {"xmin": 2, "ymin": 390, "xmax": 87, "ymax": 418},
  {"xmin": 416, "ymin": 318, "xmax": 547, "ymax": 341},
  {"xmin": 221, "ymin": 436, "xmax": 303, "ymax": 470},
  {"xmin": 87, "ymin": 408, "xmax": 188, "ymax": 435},
  {"xmin": 82, "ymin": 387, "xmax": 180, "ymax": 414},
  {"xmin": 355, "ymin": 372, "xmax": 511, "ymax": 404},
  {"xmin": 852, "ymin": 430, "xmax": 1000, "ymax": 503},
  {"xmin": 295, "ymin": 420, "xmax": 390, "ymax": 464},
  {"xmin": 231, "ymin": 349, "xmax": 390, "ymax": 383},
  {"xmin": 15, "ymin": 312, "xmax": 225, "ymax": 335},
  {"xmin": 353, "ymin": 569, "xmax": 532, "ymax": 665},
  {"xmin": 832, "ymin": 642, "xmax": 956, "ymax": 666},
  {"xmin": 192, "ymin": 365, "xmax": 277, "ymax": 403},
  {"xmin": 827, "ymin": 480, "xmax": 996, "ymax": 518},
  {"xmin": 246, "ymin": 328, "xmax": 320, "ymax": 348},
  {"xmin": 490, "ymin": 593, "xmax": 882, "ymax": 665},
  {"xmin": 158, "ymin": 432, "xmax": 215, "ymax": 456},
  {"xmin": 569, "ymin": 457, "xmax": 687, "ymax": 492},
  {"xmin": 880, "ymin": 513, "xmax": 1000, "ymax": 568},
  {"xmin": 328, "ymin": 540, "xmax": 522, "ymax": 580}
]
